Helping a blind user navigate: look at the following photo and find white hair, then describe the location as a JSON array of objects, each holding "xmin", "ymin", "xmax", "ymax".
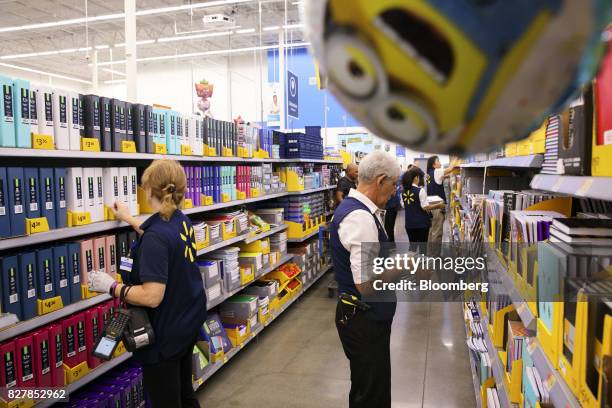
[{"xmin": 358, "ymin": 151, "xmax": 400, "ymax": 184}]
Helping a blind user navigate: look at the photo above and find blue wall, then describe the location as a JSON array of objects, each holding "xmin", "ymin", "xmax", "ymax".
[{"xmin": 267, "ymin": 48, "xmax": 361, "ymax": 129}]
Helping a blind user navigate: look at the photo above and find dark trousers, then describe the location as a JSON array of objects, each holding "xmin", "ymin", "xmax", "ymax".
[
  {"xmin": 384, "ymin": 208, "xmax": 398, "ymax": 242},
  {"xmin": 406, "ymin": 227, "xmax": 430, "ymax": 254},
  {"xmin": 142, "ymin": 344, "xmax": 200, "ymax": 408},
  {"xmin": 335, "ymin": 302, "xmax": 392, "ymax": 408}
]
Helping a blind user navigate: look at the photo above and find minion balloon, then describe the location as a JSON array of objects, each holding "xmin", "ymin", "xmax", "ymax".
[{"xmin": 304, "ymin": 0, "xmax": 612, "ymax": 154}]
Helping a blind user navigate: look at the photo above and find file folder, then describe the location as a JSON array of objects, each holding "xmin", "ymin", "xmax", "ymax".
[
  {"xmin": 68, "ymin": 92, "xmax": 81, "ymax": 150},
  {"xmin": 125, "ymin": 102, "xmax": 134, "ymax": 142},
  {"xmin": 53, "ymin": 167, "xmax": 68, "ymax": 228},
  {"xmin": 47, "ymin": 324, "xmax": 64, "ymax": 387},
  {"xmin": 0, "ymin": 167, "xmax": 10, "ymax": 238},
  {"xmin": 24, "ymin": 167, "xmax": 40, "ymax": 219},
  {"xmin": 32, "ymin": 330, "xmax": 51, "ymax": 387},
  {"xmin": 7, "ymin": 167, "xmax": 25, "ymax": 236},
  {"xmin": 36, "ymin": 248, "xmax": 55, "ymax": 300},
  {"xmin": 99, "ymin": 97, "xmax": 112, "ymax": 151},
  {"xmin": 12, "ymin": 79, "xmax": 31, "ymax": 148},
  {"xmin": 52, "ymin": 89, "xmax": 69, "ymax": 150},
  {"xmin": 81, "ymin": 94, "xmax": 101, "ymax": 141},
  {"xmin": 1, "ymin": 255, "xmax": 21, "ymax": 319},
  {"xmin": 38, "ymin": 168, "xmax": 56, "ymax": 229},
  {"xmin": 66, "ymin": 167, "xmax": 84, "ymax": 213},
  {"xmin": 15, "ymin": 335, "xmax": 35, "ymax": 387},
  {"xmin": 52, "ymin": 245, "xmax": 70, "ymax": 306},
  {"xmin": 67, "ymin": 242, "xmax": 82, "ymax": 302},
  {"xmin": 0, "ymin": 75, "xmax": 15, "ymax": 147},
  {"xmin": 110, "ymin": 98, "xmax": 126, "ymax": 151},
  {"xmin": 18, "ymin": 251, "xmax": 38, "ymax": 320},
  {"xmin": 35, "ymin": 85, "xmax": 54, "ymax": 138}
]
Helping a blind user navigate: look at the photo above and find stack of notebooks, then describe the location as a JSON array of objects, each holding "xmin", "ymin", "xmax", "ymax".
[
  {"xmin": 550, "ymin": 218, "xmax": 612, "ymax": 246},
  {"xmin": 541, "ymin": 114, "xmax": 561, "ymax": 174},
  {"xmin": 510, "ymin": 210, "xmax": 564, "ymax": 245},
  {"xmin": 524, "ymin": 366, "xmax": 550, "ymax": 406}
]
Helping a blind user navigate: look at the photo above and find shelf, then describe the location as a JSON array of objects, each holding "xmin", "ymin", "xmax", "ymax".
[
  {"xmin": 0, "ymin": 295, "xmax": 112, "ymax": 342},
  {"xmin": 461, "ymin": 155, "xmax": 543, "ymax": 169},
  {"xmin": 530, "ymin": 174, "xmax": 612, "ymax": 201},
  {"xmin": 525, "ymin": 337, "xmax": 581, "ymax": 408},
  {"xmin": 194, "ymin": 265, "xmax": 330, "ymax": 391},
  {"xmin": 0, "ymin": 148, "xmax": 343, "ymax": 164},
  {"xmin": 244, "ymin": 224, "xmax": 287, "ymax": 244},
  {"xmin": 36, "ymin": 352, "xmax": 133, "ymax": 408},
  {"xmin": 197, "ymin": 224, "xmax": 288, "ymax": 256},
  {"xmin": 286, "ymin": 185, "xmax": 337, "ymax": 195},
  {"xmin": 287, "ymin": 228, "xmax": 320, "ymax": 243}
]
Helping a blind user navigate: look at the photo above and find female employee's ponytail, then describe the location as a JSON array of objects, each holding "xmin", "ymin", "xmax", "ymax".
[{"xmin": 141, "ymin": 159, "xmax": 186, "ymax": 221}]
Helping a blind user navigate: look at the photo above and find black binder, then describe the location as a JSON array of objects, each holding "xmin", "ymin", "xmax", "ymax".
[
  {"xmin": 99, "ymin": 97, "xmax": 112, "ymax": 151},
  {"xmin": 81, "ymin": 94, "xmax": 101, "ymax": 141}
]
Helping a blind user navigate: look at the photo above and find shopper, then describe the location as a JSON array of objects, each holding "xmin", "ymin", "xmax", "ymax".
[
  {"xmin": 425, "ymin": 155, "xmax": 456, "ymax": 242},
  {"xmin": 383, "ymin": 179, "xmax": 401, "ymax": 242},
  {"xmin": 88, "ymin": 159, "xmax": 206, "ymax": 408},
  {"xmin": 330, "ymin": 151, "xmax": 400, "ymax": 408},
  {"xmin": 335, "ymin": 163, "xmax": 358, "ymax": 205},
  {"xmin": 402, "ymin": 167, "xmax": 444, "ymax": 254}
]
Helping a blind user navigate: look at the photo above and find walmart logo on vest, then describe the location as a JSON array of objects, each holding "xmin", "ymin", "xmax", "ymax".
[{"xmin": 180, "ymin": 221, "xmax": 197, "ymax": 262}]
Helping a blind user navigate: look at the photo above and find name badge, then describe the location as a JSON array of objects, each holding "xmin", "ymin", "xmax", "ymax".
[{"xmin": 120, "ymin": 257, "xmax": 133, "ymax": 273}]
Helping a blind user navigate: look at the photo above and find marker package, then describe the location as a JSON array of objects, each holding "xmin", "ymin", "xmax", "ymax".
[
  {"xmin": 79, "ymin": 239, "xmax": 94, "ymax": 285},
  {"xmin": 125, "ymin": 102, "xmax": 134, "ymax": 142},
  {"xmin": 35, "ymin": 85, "xmax": 54, "ymax": 138},
  {"xmin": 0, "ymin": 75, "xmax": 15, "ymax": 147},
  {"xmin": 94, "ymin": 167, "xmax": 104, "ymax": 222},
  {"xmin": 81, "ymin": 94, "xmax": 101, "ymax": 141},
  {"xmin": 66, "ymin": 167, "xmax": 84, "ymax": 213},
  {"xmin": 53, "ymin": 167, "xmax": 68, "ymax": 228},
  {"xmin": 32, "ymin": 330, "xmax": 51, "ymax": 387},
  {"xmin": 99, "ymin": 97, "xmax": 112, "ymax": 152},
  {"xmin": 18, "ymin": 251, "xmax": 38, "ymax": 320},
  {"xmin": 12, "ymin": 79, "xmax": 31, "ymax": 148},
  {"xmin": 110, "ymin": 99, "xmax": 126, "ymax": 151},
  {"xmin": 143, "ymin": 105, "xmax": 154, "ymax": 153},
  {"xmin": 36, "ymin": 248, "xmax": 55, "ymax": 300},
  {"xmin": 52, "ymin": 89, "xmax": 70, "ymax": 150},
  {"xmin": 105, "ymin": 235, "xmax": 117, "ymax": 278},
  {"xmin": 62, "ymin": 316, "xmax": 78, "ymax": 367},
  {"xmin": 38, "ymin": 168, "xmax": 56, "ymax": 229},
  {"xmin": 0, "ymin": 168, "xmax": 10, "ymax": 238},
  {"xmin": 132, "ymin": 103, "xmax": 146, "ymax": 152},
  {"xmin": 1, "ymin": 255, "xmax": 21, "ymax": 319},
  {"xmin": 93, "ymin": 237, "xmax": 107, "ymax": 275},
  {"xmin": 67, "ymin": 242, "xmax": 82, "ymax": 302},
  {"xmin": 128, "ymin": 167, "xmax": 138, "ymax": 215},
  {"xmin": 15, "ymin": 335, "xmax": 35, "ymax": 387},
  {"xmin": 102, "ymin": 167, "xmax": 120, "ymax": 210},
  {"xmin": 24, "ymin": 167, "xmax": 40, "ymax": 219},
  {"xmin": 84, "ymin": 309, "xmax": 102, "ymax": 369},
  {"xmin": 0, "ymin": 341, "xmax": 17, "ymax": 388},
  {"xmin": 68, "ymin": 92, "xmax": 81, "ymax": 150},
  {"xmin": 47, "ymin": 324, "xmax": 64, "ymax": 387},
  {"xmin": 7, "ymin": 167, "xmax": 25, "ymax": 236},
  {"xmin": 52, "ymin": 245, "xmax": 70, "ymax": 306}
]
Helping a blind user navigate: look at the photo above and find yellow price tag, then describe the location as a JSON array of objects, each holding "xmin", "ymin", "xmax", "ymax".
[
  {"xmin": 32, "ymin": 134, "xmax": 55, "ymax": 150},
  {"xmin": 81, "ymin": 137, "xmax": 101, "ymax": 152},
  {"xmin": 205, "ymin": 196, "xmax": 213, "ymax": 206},
  {"xmin": 154, "ymin": 143, "xmax": 167, "ymax": 154},
  {"xmin": 181, "ymin": 144, "xmax": 192, "ymax": 156},
  {"xmin": 72, "ymin": 212, "xmax": 92, "ymax": 226},
  {"xmin": 121, "ymin": 140, "xmax": 137, "ymax": 153},
  {"xmin": 183, "ymin": 198, "xmax": 193, "ymax": 209},
  {"xmin": 37, "ymin": 296, "xmax": 64, "ymax": 315},
  {"xmin": 26, "ymin": 217, "xmax": 50, "ymax": 235}
]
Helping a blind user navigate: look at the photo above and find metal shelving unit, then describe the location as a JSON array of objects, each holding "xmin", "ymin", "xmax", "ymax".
[
  {"xmin": 461, "ymin": 155, "xmax": 543, "ymax": 169},
  {"xmin": 286, "ymin": 185, "xmax": 337, "ymax": 195},
  {"xmin": 531, "ymin": 174, "xmax": 612, "ymax": 201}
]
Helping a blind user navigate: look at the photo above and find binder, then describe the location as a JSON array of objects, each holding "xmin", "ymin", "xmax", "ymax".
[
  {"xmin": 15, "ymin": 335, "xmax": 35, "ymax": 387},
  {"xmin": 24, "ymin": 167, "xmax": 40, "ymax": 219},
  {"xmin": 68, "ymin": 92, "xmax": 81, "ymax": 150},
  {"xmin": 119, "ymin": 167, "xmax": 130, "ymax": 208},
  {"xmin": 67, "ymin": 243, "xmax": 82, "ymax": 302},
  {"xmin": 35, "ymin": 85, "xmax": 54, "ymax": 138},
  {"xmin": 29, "ymin": 88, "xmax": 37, "ymax": 130},
  {"xmin": 53, "ymin": 168, "xmax": 68, "ymax": 228},
  {"xmin": 166, "ymin": 111, "xmax": 176, "ymax": 154},
  {"xmin": 116, "ymin": 232, "xmax": 129, "ymax": 272},
  {"xmin": 52, "ymin": 90, "xmax": 69, "ymax": 150},
  {"xmin": 62, "ymin": 316, "xmax": 78, "ymax": 367},
  {"xmin": 82, "ymin": 167, "xmax": 96, "ymax": 219},
  {"xmin": 156, "ymin": 109, "xmax": 167, "ymax": 146},
  {"xmin": 128, "ymin": 167, "xmax": 138, "ymax": 215},
  {"xmin": 94, "ymin": 167, "xmax": 104, "ymax": 222},
  {"xmin": 36, "ymin": 248, "xmax": 55, "ymax": 300},
  {"xmin": 81, "ymin": 94, "xmax": 101, "ymax": 141},
  {"xmin": 105, "ymin": 235, "xmax": 117, "ymax": 277},
  {"xmin": 559, "ymin": 89, "xmax": 593, "ymax": 176},
  {"xmin": 74, "ymin": 313, "xmax": 87, "ymax": 365},
  {"xmin": 132, "ymin": 103, "xmax": 146, "ymax": 152},
  {"xmin": 7, "ymin": 167, "xmax": 25, "ymax": 236},
  {"xmin": 110, "ymin": 98, "xmax": 126, "ymax": 151},
  {"xmin": 103, "ymin": 167, "xmax": 120, "ymax": 210},
  {"xmin": 84, "ymin": 309, "xmax": 102, "ymax": 368},
  {"xmin": 66, "ymin": 167, "xmax": 84, "ymax": 213},
  {"xmin": 99, "ymin": 97, "xmax": 112, "ymax": 151},
  {"xmin": 32, "ymin": 330, "xmax": 51, "ymax": 387},
  {"xmin": 38, "ymin": 168, "xmax": 56, "ymax": 229},
  {"xmin": 77, "ymin": 94, "xmax": 84, "ymax": 137},
  {"xmin": 0, "ymin": 168, "xmax": 10, "ymax": 238},
  {"xmin": 18, "ymin": 251, "xmax": 38, "ymax": 320},
  {"xmin": 47, "ymin": 324, "xmax": 63, "ymax": 386},
  {"xmin": 0, "ymin": 75, "xmax": 15, "ymax": 147},
  {"xmin": 93, "ymin": 237, "xmax": 107, "ymax": 274},
  {"xmin": 0, "ymin": 341, "xmax": 17, "ymax": 388},
  {"xmin": 143, "ymin": 105, "xmax": 154, "ymax": 153},
  {"xmin": 79, "ymin": 239, "xmax": 94, "ymax": 285},
  {"xmin": 125, "ymin": 102, "xmax": 134, "ymax": 142},
  {"xmin": 52, "ymin": 245, "xmax": 70, "ymax": 306},
  {"xmin": 1, "ymin": 255, "xmax": 21, "ymax": 319},
  {"xmin": 12, "ymin": 79, "xmax": 31, "ymax": 148}
]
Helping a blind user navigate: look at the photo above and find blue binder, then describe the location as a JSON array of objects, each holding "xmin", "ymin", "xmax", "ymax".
[
  {"xmin": 1, "ymin": 255, "xmax": 22, "ymax": 319},
  {"xmin": 36, "ymin": 248, "xmax": 55, "ymax": 300},
  {"xmin": 67, "ymin": 243, "xmax": 82, "ymax": 303},
  {"xmin": 52, "ymin": 245, "xmax": 71, "ymax": 307},
  {"xmin": 0, "ymin": 167, "xmax": 10, "ymax": 238},
  {"xmin": 38, "ymin": 168, "xmax": 56, "ymax": 229},
  {"xmin": 24, "ymin": 168, "xmax": 40, "ymax": 220},
  {"xmin": 18, "ymin": 251, "xmax": 38, "ymax": 320},
  {"xmin": 53, "ymin": 168, "xmax": 68, "ymax": 228},
  {"xmin": 7, "ymin": 167, "xmax": 25, "ymax": 236},
  {"xmin": 12, "ymin": 79, "xmax": 30, "ymax": 148},
  {"xmin": 0, "ymin": 75, "xmax": 15, "ymax": 147}
]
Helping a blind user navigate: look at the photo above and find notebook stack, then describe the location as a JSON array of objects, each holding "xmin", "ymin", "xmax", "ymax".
[
  {"xmin": 541, "ymin": 115, "xmax": 561, "ymax": 174},
  {"xmin": 549, "ymin": 218, "xmax": 612, "ymax": 246}
]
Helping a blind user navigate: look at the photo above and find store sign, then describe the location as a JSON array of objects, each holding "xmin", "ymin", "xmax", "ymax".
[
  {"xmin": 287, "ymin": 70, "xmax": 299, "ymax": 119},
  {"xmin": 396, "ymin": 146, "xmax": 406, "ymax": 157}
]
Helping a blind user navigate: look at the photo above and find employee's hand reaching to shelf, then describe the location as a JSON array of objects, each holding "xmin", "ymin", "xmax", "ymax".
[
  {"xmin": 111, "ymin": 200, "xmax": 144, "ymax": 235},
  {"xmin": 89, "ymin": 271, "xmax": 116, "ymax": 294}
]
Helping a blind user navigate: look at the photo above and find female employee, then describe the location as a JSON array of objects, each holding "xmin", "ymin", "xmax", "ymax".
[
  {"xmin": 89, "ymin": 159, "xmax": 206, "ymax": 408},
  {"xmin": 401, "ymin": 167, "xmax": 445, "ymax": 253}
]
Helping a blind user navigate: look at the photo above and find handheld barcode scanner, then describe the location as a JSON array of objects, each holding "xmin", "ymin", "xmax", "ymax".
[{"xmin": 92, "ymin": 308, "xmax": 131, "ymax": 361}]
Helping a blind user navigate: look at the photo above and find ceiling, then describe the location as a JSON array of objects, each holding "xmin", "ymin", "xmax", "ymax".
[{"xmin": 0, "ymin": 0, "xmax": 304, "ymax": 84}]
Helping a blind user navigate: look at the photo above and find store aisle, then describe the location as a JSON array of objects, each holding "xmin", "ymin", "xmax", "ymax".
[{"xmin": 197, "ymin": 214, "xmax": 474, "ymax": 408}]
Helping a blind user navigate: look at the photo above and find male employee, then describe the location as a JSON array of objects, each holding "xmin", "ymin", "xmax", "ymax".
[
  {"xmin": 335, "ymin": 163, "xmax": 358, "ymax": 205},
  {"xmin": 330, "ymin": 151, "xmax": 400, "ymax": 408}
]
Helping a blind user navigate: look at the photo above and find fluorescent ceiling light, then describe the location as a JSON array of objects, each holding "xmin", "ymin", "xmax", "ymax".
[
  {"xmin": 235, "ymin": 28, "xmax": 255, "ymax": 34},
  {"xmin": 158, "ymin": 31, "xmax": 232, "ymax": 43},
  {"xmin": 0, "ymin": 0, "xmax": 255, "ymax": 34},
  {"xmin": 0, "ymin": 62, "xmax": 91, "ymax": 84},
  {"xmin": 102, "ymin": 68, "xmax": 126, "ymax": 76},
  {"xmin": 263, "ymin": 26, "xmax": 280, "ymax": 31},
  {"xmin": 1, "ymin": 46, "xmax": 96, "ymax": 60},
  {"xmin": 103, "ymin": 79, "xmax": 126, "ymax": 84}
]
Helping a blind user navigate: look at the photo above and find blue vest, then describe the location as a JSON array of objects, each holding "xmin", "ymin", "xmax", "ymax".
[
  {"xmin": 330, "ymin": 197, "xmax": 396, "ymax": 320},
  {"xmin": 403, "ymin": 185, "xmax": 431, "ymax": 229},
  {"xmin": 427, "ymin": 168, "xmax": 446, "ymax": 203}
]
